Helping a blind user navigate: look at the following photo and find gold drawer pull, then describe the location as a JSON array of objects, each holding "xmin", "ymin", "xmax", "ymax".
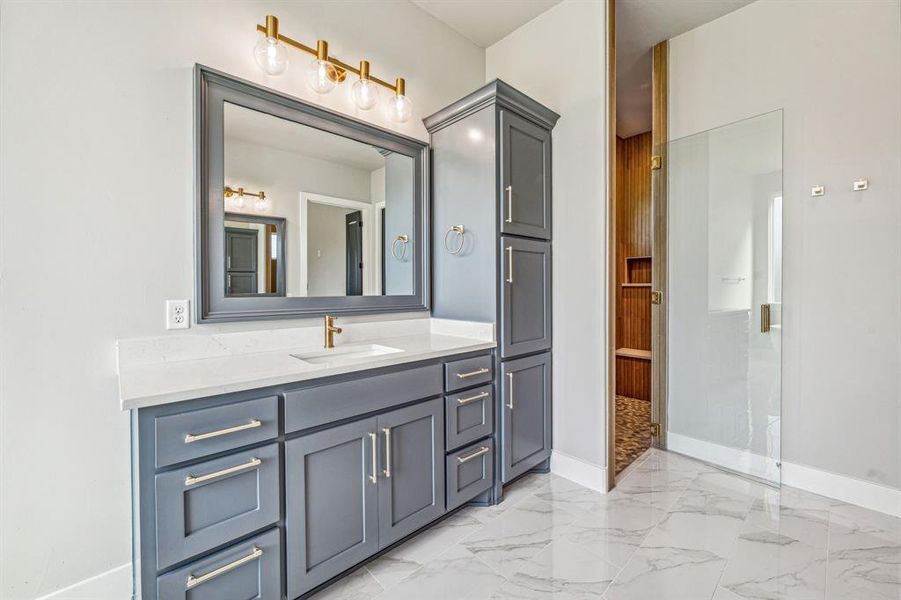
[
  {"xmin": 456, "ymin": 367, "xmax": 489, "ymax": 379},
  {"xmin": 457, "ymin": 391, "xmax": 489, "ymax": 405},
  {"xmin": 457, "ymin": 446, "xmax": 490, "ymax": 464},
  {"xmin": 184, "ymin": 419, "xmax": 262, "ymax": 444},
  {"xmin": 185, "ymin": 457, "xmax": 261, "ymax": 487},
  {"xmin": 186, "ymin": 546, "xmax": 263, "ymax": 589}
]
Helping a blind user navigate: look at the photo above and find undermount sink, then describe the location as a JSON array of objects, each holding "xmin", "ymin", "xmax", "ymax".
[{"xmin": 291, "ymin": 343, "xmax": 403, "ymax": 366}]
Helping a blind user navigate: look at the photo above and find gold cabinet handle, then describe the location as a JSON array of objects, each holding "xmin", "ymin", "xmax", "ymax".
[
  {"xmin": 184, "ymin": 457, "xmax": 261, "ymax": 487},
  {"xmin": 506, "ymin": 246, "xmax": 513, "ymax": 283},
  {"xmin": 507, "ymin": 372, "xmax": 514, "ymax": 409},
  {"xmin": 457, "ymin": 446, "xmax": 490, "ymax": 464},
  {"xmin": 456, "ymin": 367, "xmax": 489, "ymax": 379},
  {"xmin": 184, "ymin": 419, "xmax": 262, "ymax": 444},
  {"xmin": 505, "ymin": 185, "xmax": 513, "ymax": 223},
  {"xmin": 368, "ymin": 433, "xmax": 377, "ymax": 484},
  {"xmin": 382, "ymin": 427, "xmax": 392, "ymax": 478},
  {"xmin": 760, "ymin": 303, "xmax": 771, "ymax": 333},
  {"xmin": 457, "ymin": 391, "xmax": 489, "ymax": 405},
  {"xmin": 186, "ymin": 546, "xmax": 262, "ymax": 589}
]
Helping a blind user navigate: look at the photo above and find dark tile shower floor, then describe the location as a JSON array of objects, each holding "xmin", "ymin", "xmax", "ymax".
[{"xmin": 615, "ymin": 395, "xmax": 652, "ymax": 475}]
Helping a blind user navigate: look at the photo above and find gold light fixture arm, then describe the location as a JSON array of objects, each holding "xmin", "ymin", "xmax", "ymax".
[
  {"xmin": 224, "ymin": 186, "xmax": 265, "ymax": 200},
  {"xmin": 255, "ymin": 20, "xmax": 404, "ymax": 94}
]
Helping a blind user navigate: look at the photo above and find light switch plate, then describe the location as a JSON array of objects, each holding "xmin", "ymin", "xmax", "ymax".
[
  {"xmin": 166, "ymin": 300, "xmax": 190, "ymax": 330},
  {"xmin": 811, "ymin": 185, "xmax": 825, "ymax": 197}
]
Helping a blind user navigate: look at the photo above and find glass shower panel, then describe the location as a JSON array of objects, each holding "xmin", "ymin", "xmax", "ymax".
[{"xmin": 667, "ymin": 110, "xmax": 783, "ymax": 485}]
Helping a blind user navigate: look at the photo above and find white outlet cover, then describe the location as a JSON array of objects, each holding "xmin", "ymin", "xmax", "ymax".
[{"xmin": 166, "ymin": 300, "xmax": 190, "ymax": 330}]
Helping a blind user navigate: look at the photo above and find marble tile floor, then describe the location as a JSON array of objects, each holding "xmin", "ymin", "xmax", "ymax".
[{"xmin": 310, "ymin": 449, "xmax": 901, "ymax": 600}]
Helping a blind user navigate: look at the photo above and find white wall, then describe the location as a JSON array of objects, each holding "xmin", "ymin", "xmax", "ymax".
[
  {"xmin": 668, "ymin": 0, "xmax": 901, "ymax": 489},
  {"xmin": 487, "ymin": 0, "xmax": 609, "ymax": 484},
  {"xmin": 0, "ymin": 2, "xmax": 484, "ymax": 597}
]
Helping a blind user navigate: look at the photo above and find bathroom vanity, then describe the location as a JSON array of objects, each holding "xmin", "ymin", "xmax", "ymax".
[
  {"xmin": 123, "ymin": 321, "xmax": 496, "ymax": 599},
  {"xmin": 122, "ymin": 68, "xmax": 557, "ymax": 599}
]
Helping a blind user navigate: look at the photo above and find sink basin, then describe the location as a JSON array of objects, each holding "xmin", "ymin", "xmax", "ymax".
[{"xmin": 291, "ymin": 343, "xmax": 403, "ymax": 366}]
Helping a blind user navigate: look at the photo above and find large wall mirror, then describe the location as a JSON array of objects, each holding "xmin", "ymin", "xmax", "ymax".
[{"xmin": 196, "ymin": 66, "xmax": 429, "ymax": 321}]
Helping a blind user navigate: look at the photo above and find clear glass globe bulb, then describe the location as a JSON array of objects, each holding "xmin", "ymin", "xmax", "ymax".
[
  {"xmin": 385, "ymin": 94, "xmax": 413, "ymax": 123},
  {"xmin": 351, "ymin": 78, "xmax": 379, "ymax": 110},
  {"xmin": 253, "ymin": 37, "xmax": 288, "ymax": 76},
  {"xmin": 254, "ymin": 195, "xmax": 270, "ymax": 212},
  {"xmin": 232, "ymin": 194, "xmax": 246, "ymax": 210},
  {"xmin": 307, "ymin": 58, "xmax": 338, "ymax": 94}
]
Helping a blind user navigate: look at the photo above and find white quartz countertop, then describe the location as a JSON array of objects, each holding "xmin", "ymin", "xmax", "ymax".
[{"xmin": 117, "ymin": 318, "xmax": 495, "ymax": 410}]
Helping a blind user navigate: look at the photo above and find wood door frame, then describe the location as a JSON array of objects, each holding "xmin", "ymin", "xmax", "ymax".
[
  {"xmin": 649, "ymin": 41, "xmax": 669, "ymax": 451},
  {"xmin": 606, "ymin": 0, "xmax": 617, "ymax": 490},
  {"xmin": 606, "ymin": 0, "xmax": 670, "ymax": 488}
]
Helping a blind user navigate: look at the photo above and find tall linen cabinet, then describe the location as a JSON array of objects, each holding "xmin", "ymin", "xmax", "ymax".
[{"xmin": 425, "ymin": 80, "xmax": 559, "ymax": 499}]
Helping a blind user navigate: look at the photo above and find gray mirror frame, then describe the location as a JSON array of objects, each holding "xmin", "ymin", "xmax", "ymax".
[{"xmin": 195, "ymin": 65, "xmax": 430, "ymax": 322}]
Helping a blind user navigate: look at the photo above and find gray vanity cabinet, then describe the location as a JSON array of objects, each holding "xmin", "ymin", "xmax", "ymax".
[
  {"xmin": 286, "ymin": 397, "xmax": 444, "ymax": 597},
  {"xmin": 427, "ymin": 80, "xmax": 559, "ymax": 498},
  {"xmin": 500, "ymin": 236, "xmax": 552, "ymax": 359},
  {"xmin": 285, "ymin": 417, "xmax": 380, "ymax": 599},
  {"xmin": 377, "ymin": 398, "xmax": 445, "ymax": 547},
  {"xmin": 500, "ymin": 109, "xmax": 552, "ymax": 240},
  {"xmin": 501, "ymin": 352, "xmax": 552, "ymax": 483}
]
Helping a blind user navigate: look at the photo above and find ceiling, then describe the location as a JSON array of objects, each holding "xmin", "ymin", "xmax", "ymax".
[
  {"xmin": 411, "ymin": 0, "xmax": 563, "ymax": 47},
  {"xmin": 617, "ymin": 0, "xmax": 754, "ymax": 137},
  {"xmin": 224, "ymin": 103, "xmax": 386, "ymax": 172}
]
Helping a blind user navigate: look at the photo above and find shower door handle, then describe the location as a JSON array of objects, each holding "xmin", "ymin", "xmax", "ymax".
[{"xmin": 760, "ymin": 304, "xmax": 771, "ymax": 333}]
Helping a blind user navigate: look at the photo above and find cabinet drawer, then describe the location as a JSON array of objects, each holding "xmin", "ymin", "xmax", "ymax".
[
  {"xmin": 445, "ymin": 384, "xmax": 493, "ymax": 451},
  {"xmin": 446, "ymin": 439, "xmax": 494, "ymax": 511},
  {"xmin": 154, "ymin": 396, "xmax": 278, "ymax": 468},
  {"xmin": 157, "ymin": 528, "xmax": 281, "ymax": 600},
  {"xmin": 444, "ymin": 355, "xmax": 493, "ymax": 392},
  {"xmin": 154, "ymin": 444, "xmax": 280, "ymax": 569},
  {"xmin": 285, "ymin": 364, "xmax": 442, "ymax": 433}
]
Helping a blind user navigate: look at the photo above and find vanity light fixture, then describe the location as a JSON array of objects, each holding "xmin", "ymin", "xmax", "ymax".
[
  {"xmin": 252, "ymin": 15, "xmax": 412, "ymax": 122},
  {"xmin": 351, "ymin": 60, "xmax": 379, "ymax": 111},
  {"xmin": 224, "ymin": 186, "xmax": 269, "ymax": 212},
  {"xmin": 253, "ymin": 16, "xmax": 289, "ymax": 75}
]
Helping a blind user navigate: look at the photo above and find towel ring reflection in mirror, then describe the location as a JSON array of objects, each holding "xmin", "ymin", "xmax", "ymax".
[
  {"xmin": 391, "ymin": 234, "xmax": 409, "ymax": 261},
  {"xmin": 444, "ymin": 225, "xmax": 466, "ymax": 255}
]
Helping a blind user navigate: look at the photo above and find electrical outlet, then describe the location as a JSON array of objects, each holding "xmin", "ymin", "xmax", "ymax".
[{"xmin": 166, "ymin": 300, "xmax": 190, "ymax": 330}]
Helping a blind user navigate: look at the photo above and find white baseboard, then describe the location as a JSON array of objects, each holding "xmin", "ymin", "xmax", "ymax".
[
  {"xmin": 35, "ymin": 563, "xmax": 131, "ymax": 600},
  {"xmin": 667, "ymin": 431, "xmax": 901, "ymax": 518},
  {"xmin": 782, "ymin": 460, "xmax": 901, "ymax": 518},
  {"xmin": 551, "ymin": 450, "xmax": 608, "ymax": 492},
  {"xmin": 668, "ymin": 432, "xmax": 780, "ymax": 482}
]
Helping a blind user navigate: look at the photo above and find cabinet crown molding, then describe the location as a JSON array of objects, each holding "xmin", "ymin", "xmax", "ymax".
[{"xmin": 424, "ymin": 79, "xmax": 560, "ymax": 133}]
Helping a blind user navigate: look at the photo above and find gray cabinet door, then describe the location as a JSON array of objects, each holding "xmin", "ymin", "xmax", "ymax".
[
  {"xmin": 501, "ymin": 352, "xmax": 552, "ymax": 483},
  {"xmin": 500, "ymin": 236, "xmax": 551, "ymax": 359},
  {"xmin": 377, "ymin": 398, "xmax": 445, "ymax": 548},
  {"xmin": 499, "ymin": 109, "xmax": 551, "ymax": 240},
  {"xmin": 285, "ymin": 417, "xmax": 379, "ymax": 599}
]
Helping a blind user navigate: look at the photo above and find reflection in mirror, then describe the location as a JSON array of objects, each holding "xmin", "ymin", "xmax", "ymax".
[
  {"xmin": 223, "ymin": 102, "xmax": 415, "ymax": 298},
  {"xmin": 223, "ymin": 213, "xmax": 285, "ymax": 297}
]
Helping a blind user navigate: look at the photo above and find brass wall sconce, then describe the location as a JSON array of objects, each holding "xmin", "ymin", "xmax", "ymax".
[
  {"xmin": 252, "ymin": 15, "xmax": 412, "ymax": 122},
  {"xmin": 224, "ymin": 186, "xmax": 270, "ymax": 212}
]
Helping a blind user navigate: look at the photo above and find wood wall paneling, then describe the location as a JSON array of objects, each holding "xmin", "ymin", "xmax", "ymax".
[{"xmin": 615, "ymin": 131, "xmax": 652, "ymax": 400}]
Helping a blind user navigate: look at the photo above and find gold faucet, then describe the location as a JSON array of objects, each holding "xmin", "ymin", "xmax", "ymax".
[{"xmin": 324, "ymin": 315, "xmax": 342, "ymax": 348}]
